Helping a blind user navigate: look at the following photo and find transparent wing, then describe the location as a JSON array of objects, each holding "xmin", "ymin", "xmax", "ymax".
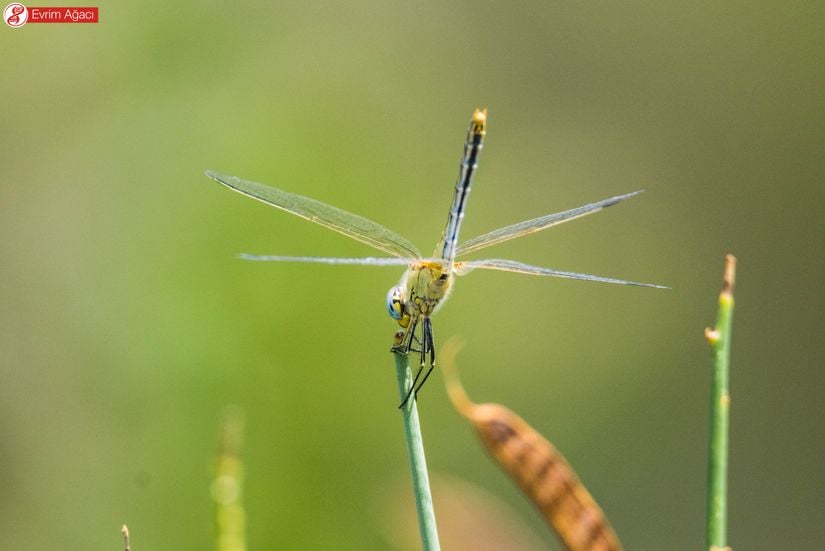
[
  {"xmin": 457, "ymin": 190, "xmax": 643, "ymax": 256},
  {"xmin": 456, "ymin": 258, "xmax": 668, "ymax": 288},
  {"xmin": 239, "ymin": 254, "xmax": 412, "ymax": 266},
  {"xmin": 207, "ymin": 171, "xmax": 421, "ymax": 259}
]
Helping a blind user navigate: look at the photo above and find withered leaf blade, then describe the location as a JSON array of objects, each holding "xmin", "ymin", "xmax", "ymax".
[{"xmin": 441, "ymin": 340, "xmax": 623, "ymax": 551}]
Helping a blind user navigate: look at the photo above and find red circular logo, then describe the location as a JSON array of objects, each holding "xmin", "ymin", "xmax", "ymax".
[{"xmin": 4, "ymin": 3, "xmax": 28, "ymax": 27}]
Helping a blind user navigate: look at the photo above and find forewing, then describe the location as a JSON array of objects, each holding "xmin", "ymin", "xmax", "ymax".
[
  {"xmin": 238, "ymin": 254, "xmax": 412, "ymax": 266},
  {"xmin": 457, "ymin": 190, "xmax": 643, "ymax": 256},
  {"xmin": 457, "ymin": 258, "xmax": 668, "ymax": 288},
  {"xmin": 207, "ymin": 171, "xmax": 421, "ymax": 259}
]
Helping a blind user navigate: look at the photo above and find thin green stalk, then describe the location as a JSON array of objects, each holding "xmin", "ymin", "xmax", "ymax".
[
  {"xmin": 212, "ymin": 406, "xmax": 247, "ymax": 551},
  {"xmin": 393, "ymin": 352, "xmax": 440, "ymax": 551},
  {"xmin": 704, "ymin": 254, "xmax": 736, "ymax": 551}
]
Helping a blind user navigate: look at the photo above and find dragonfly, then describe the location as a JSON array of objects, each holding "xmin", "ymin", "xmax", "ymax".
[{"xmin": 207, "ymin": 108, "xmax": 665, "ymax": 406}]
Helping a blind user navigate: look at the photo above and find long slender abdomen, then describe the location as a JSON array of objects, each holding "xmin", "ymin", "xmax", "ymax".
[{"xmin": 435, "ymin": 108, "xmax": 487, "ymax": 263}]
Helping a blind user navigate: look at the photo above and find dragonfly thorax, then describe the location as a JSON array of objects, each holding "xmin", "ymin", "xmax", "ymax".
[{"xmin": 386, "ymin": 261, "xmax": 455, "ymax": 329}]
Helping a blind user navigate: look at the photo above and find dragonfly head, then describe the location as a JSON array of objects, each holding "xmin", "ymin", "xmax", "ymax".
[{"xmin": 386, "ymin": 284, "xmax": 410, "ymax": 327}]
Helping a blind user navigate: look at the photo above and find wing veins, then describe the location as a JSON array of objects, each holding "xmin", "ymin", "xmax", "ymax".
[
  {"xmin": 207, "ymin": 171, "xmax": 421, "ymax": 259},
  {"xmin": 457, "ymin": 258, "xmax": 668, "ymax": 288},
  {"xmin": 457, "ymin": 190, "xmax": 643, "ymax": 256},
  {"xmin": 238, "ymin": 254, "xmax": 412, "ymax": 266}
]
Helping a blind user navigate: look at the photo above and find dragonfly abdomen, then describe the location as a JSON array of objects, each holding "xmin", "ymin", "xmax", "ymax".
[{"xmin": 436, "ymin": 108, "xmax": 487, "ymax": 263}]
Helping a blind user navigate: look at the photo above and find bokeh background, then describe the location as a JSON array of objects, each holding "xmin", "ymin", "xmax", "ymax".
[{"xmin": 2, "ymin": 2, "xmax": 822, "ymax": 549}]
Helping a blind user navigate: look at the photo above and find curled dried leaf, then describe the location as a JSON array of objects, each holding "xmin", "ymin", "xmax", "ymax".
[{"xmin": 441, "ymin": 339, "xmax": 622, "ymax": 551}]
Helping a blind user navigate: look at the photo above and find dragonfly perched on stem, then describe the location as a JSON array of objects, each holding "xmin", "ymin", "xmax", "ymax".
[{"xmin": 207, "ymin": 108, "xmax": 666, "ymax": 407}]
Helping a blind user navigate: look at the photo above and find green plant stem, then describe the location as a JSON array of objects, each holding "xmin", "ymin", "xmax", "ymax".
[
  {"xmin": 213, "ymin": 407, "xmax": 247, "ymax": 551},
  {"xmin": 705, "ymin": 254, "xmax": 736, "ymax": 551},
  {"xmin": 393, "ymin": 352, "xmax": 440, "ymax": 551}
]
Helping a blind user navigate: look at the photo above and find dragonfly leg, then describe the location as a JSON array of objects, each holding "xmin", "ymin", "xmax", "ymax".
[
  {"xmin": 400, "ymin": 351, "xmax": 426, "ymax": 408},
  {"xmin": 413, "ymin": 318, "xmax": 436, "ymax": 401},
  {"xmin": 398, "ymin": 318, "xmax": 423, "ymax": 408},
  {"xmin": 399, "ymin": 316, "xmax": 437, "ymax": 408},
  {"xmin": 411, "ymin": 332, "xmax": 424, "ymax": 351},
  {"xmin": 400, "ymin": 367, "xmax": 423, "ymax": 408},
  {"xmin": 419, "ymin": 324, "xmax": 427, "ymax": 369},
  {"xmin": 406, "ymin": 318, "xmax": 419, "ymax": 353},
  {"xmin": 407, "ymin": 331, "xmax": 424, "ymax": 354}
]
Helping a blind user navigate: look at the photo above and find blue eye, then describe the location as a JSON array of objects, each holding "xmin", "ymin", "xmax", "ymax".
[{"xmin": 386, "ymin": 285, "xmax": 405, "ymax": 320}]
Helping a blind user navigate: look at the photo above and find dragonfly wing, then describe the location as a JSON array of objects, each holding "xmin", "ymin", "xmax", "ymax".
[
  {"xmin": 456, "ymin": 258, "xmax": 668, "ymax": 288},
  {"xmin": 207, "ymin": 171, "xmax": 421, "ymax": 259},
  {"xmin": 239, "ymin": 254, "xmax": 412, "ymax": 266},
  {"xmin": 457, "ymin": 190, "xmax": 643, "ymax": 256}
]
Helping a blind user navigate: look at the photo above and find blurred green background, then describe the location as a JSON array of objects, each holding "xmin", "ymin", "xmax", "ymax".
[{"xmin": 2, "ymin": 2, "xmax": 823, "ymax": 549}]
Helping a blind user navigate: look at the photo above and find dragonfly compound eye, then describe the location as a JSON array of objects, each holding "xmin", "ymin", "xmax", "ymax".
[{"xmin": 386, "ymin": 285, "xmax": 406, "ymax": 320}]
